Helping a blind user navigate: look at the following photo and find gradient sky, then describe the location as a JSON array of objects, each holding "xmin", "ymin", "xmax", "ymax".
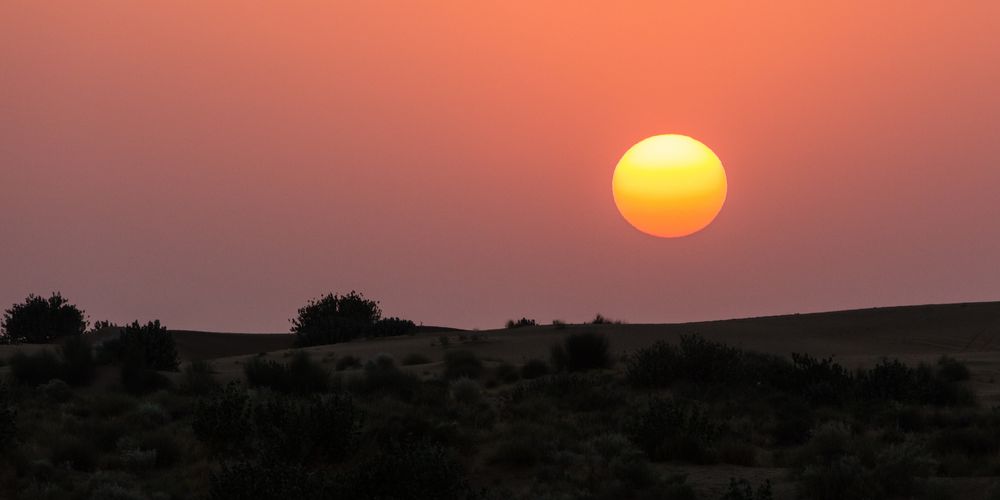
[{"xmin": 3, "ymin": 2, "xmax": 999, "ymax": 332}]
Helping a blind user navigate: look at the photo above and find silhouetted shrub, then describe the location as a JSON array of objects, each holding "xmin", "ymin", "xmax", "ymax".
[
  {"xmin": 444, "ymin": 350, "xmax": 483, "ymax": 380},
  {"xmin": 335, "ymin": 355, "xmax": 362, "ymax": 371},
  {"xmin": 210, "ymin": 459, "xmax": 319, "ymax": 500},
  {"xmin": 494, "ymin": 363, "xmax": 520, "ymax": 384},
  {"xmin": 340, "ymin": 442, "xmax": 475, "ymax": 500},
  {"xmin": 363, "ymin": 354, "xmax": 420, "ymax": 396},
  {"xmin": 372, "ymin": 317, "xmax": 417, "ymax": 338},
  {"xmin": 245, "ymin": 352, "xmax": 330, "ymax": 395},
  {"xmin": 292, "ymin": 291, "xmax": 383, "ymax": 346},
  {"xmin": 936, "ymin": 356, "xmax": 971, "ymax": 382},
  {"xmin": 50, "ymin": 435, "xmax": 99, "ymax": 471},
  {"xmin": 402, "ymin": 353, "xmax": 431, "ymax": 366},
  {"xmin": 193, "ymin": 383, "xmax": 251, "ymax": 454},
  {"xmin": 59, "ymin": 335, "xmax": 96, "ymax": 385},
  {"xmin": 520, "ymin": 359, "xmax": 550, "ymax": 379},
  {"xmin": 120, "ymin": 356, "xmax": 172, "ymax": 395},
  {"xmin": 252, "ymin": 392, "xmax": 360, "ymax": 462},
  {"xmin": 505, "ymin": 317, "xmax": 536, "ymax": 329},
  {"xmin": 556, "ymin": 332, "xmax": 612, "ymax": 371},
  {"xmin": 590, "ymin": 313, "xmax": 623, "ymax": 325},
  {"xmin": 9, "ymin": 349, "xmax": 62, "ymax": 386},
  {"xmin": 626, "ymin": 397, "xmax": 718, "ymax": 463},
  {"xmin": 116, "ymin": 320, "xmax": 179, "ymax": 371},
  {"xmin": 551, "ymin": 319, "xmax": 567, "ymax": 329},
  {"xmin": 721, "ymin": 478, "xmax": 773, "ymax": 500},
  {"xmin": 179, "ymin": 359, "xmax": 218, "ymax": 395},
  {"xmin": 41, "ymin": 379, "xmax": 73, "ymax": 402},
  {"xmin": 1, "ymin": 293, "xmax": 87, "ymax": 344},
  {"xmin": 450, "ymin": 378, "xmax": 483, "ymax": 405}
]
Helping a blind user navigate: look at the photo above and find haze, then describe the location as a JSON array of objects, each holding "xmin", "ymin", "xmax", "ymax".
[{"xmin": 2, "ymin": 2, "xmax": 998, "ymax": 332}]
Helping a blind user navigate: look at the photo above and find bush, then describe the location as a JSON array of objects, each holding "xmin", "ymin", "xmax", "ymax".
[
  {"xmin": 179, "ymin": 360, "xmax": 218, "ymax": 395},
  {"xmin": 292, "ymin": 291, "xmax": 383, "ymax": 346},
  {"xmin": 210, "ymin": 459, "xmax": 319, "ymax": 500},
  {"xmin": 120, "ymin": 356, "xmax": 172, "ymax": 395},
  {"xmin": 450, "ymin": 378, "xmax": 483, "ymax": 405},
  {"xmin": 0, "ymin": 385, "xmax": 15, "ymax": 448},
  {"xmin": 936, "ymin": 356, "xmax": 971, "ymax": 382},
  {"xmin": 721, "ymin": 478, "xmax": 773, "ymax": 500},
  {"xmin": 557, "ymin": 332, "xmax": 612, "ymax": 371},
  {"xmin": 59, "ymin": 335, "xmax": 96, "ymax": 385},
  {"xmin": 372, "ymin": 317, "xmax": 417, "ymax": 338},
  {"xmin": 339, "ymin": 442, "xmax": 474, "ymax": 500},
  {"xmin": 444, "ymin": 350, "xmax": 483, "ymax": 380},
  {"xmin": 520, "ymin": 359, "xmax": 550, "ymax": 379},
  {"xmin": 505, "ymin": 318, "xmax": 536, "ymax": 329},
  {"xmin": 495, "ymin": 363, "xmax": 520, "ymax": 384},
  {"xmin": 402, "ymin": 353, "xmax": 431, "ymax": 366},
  {"xmin": 590, "ymin": 313, "xmax": 622, "ymax": 325},
  {"xmin": 117, "ymin": 320, "xmax": 179, "ymax": 371},
  {"xmin": 193, "ymin": 383, "xmax": 251, "ymax": 453},
  {"xmin": 625, "ymin": 397, "xmax": 718, "ymax": 463},
  {"xmin": 9, "ymin": 349, "xmax": 62, "ymax": 386},
  {"xmin": 335, "ymin": 355, "xmax": 362, "ymax": 371},
  {"xmin": 350, "ymin": 354, "xmax": 419, "ymax": 398},
  {"xmin": 245, "ymin": 352, "xmax": 331, "ymax": 395},
  {"xmin": 50, "ymin": 436, "xmax": 99, "ymax": 471},
  {"xmin": 1, "ymin": 293, "xmax": 87, "ymax": 343},
  {"xmin": 41, "ymin": 379, "xmax": 73, "ymax": 402}
]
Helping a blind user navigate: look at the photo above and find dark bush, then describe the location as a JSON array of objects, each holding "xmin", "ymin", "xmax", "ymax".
[
  {"xmin": 336, "ymin": 355, "xmax": 362, "ymax": 371},
  {"xmin": 245, "ymin": 352, "xmax": 330, "ymax": 395},
  {"xmin": 0, "ymin": 385, "xmax": 15, "ymax": 448},
  {"xmin": 120, "ymin": 356, "xmax": 172, "ymax": 395},
  {"xmin": 9, "ymin": 349, "xmax": 62, "ymax": 386},
  {"xmin": 444, "ymin": 350, "xmax": 483, "ymax": 380},
  {"xmin": 626, "ymin": 397, "xmax": 718, "ymax": 463},
  {"xmin": 520, "ymin": 359, "xmax": 549, "ymax": 380},
  {"xmin": 210, "ymin": 459, "xmax": 321, "ymax": 500},
  {"xmin": 193, "ymin": 383, "xmax": 252, "ymax": 453},
  {"xmin": 59, "ymin": 335, "xmax": 96, "ymax": 386},
  {"xmin": 179, "ymin": 359, "xmax": 219, "ymax": 395},
  {"xmin": 494, "ymin": 363, "xmax": 520, "ymax": 384},
  {"xmin": 138, "ymin": 431, "xmax": 183, "ymax": 468},
  {"xmin": 721, "ymin": 478, "xmax": 773, "ymax": 500},
  {"xmin": 505, "ymin": 317, "xmax": 536, "ymax": 329},
  {"xmin": 116, "ymin": 320, "xmax": 179, "ymax": 371},
  {"xmin": 1, "ymin": 293, "xmax": 87, "ymax": 344},
  {"xmin": 936, "ymin": 356, "xmax": 971, "ymax": 382},
  {"xmin": 590, "ymin": 313, "xmax": 622, "ymax": 325},
  {"xmin": 557, "ymin": 332, "xmax": 612, "ymax": 371},
  {"xmin": 292, "ymin": 291, "xmax": 383, "ymax": 346},
  {"xmin": 50, "ymin": 436, "xmax": 99, "ymax": 471},
  {"xmin": 350, "ymin": 354, "xmax": 419, "ymax": 398},
  {"xmin": 340, "ymin": 442, "xmax": 475, "ymax": 500},
  {"xmin": 402, "ymin": 353, "xmax": 431, "ymax": 366},
  {"xmin": 41, "ymin": 379, "xmax": 73, "ymax": 402},
  {"xmin": 372, "ymin": 317, "xmax": 417, "ymax": 338},
  {"xmin": 252, "ymin": 392, "xmax": 360, "ymax": 462}
]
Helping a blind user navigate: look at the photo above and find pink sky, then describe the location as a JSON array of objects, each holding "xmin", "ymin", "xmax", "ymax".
[{"xmin": 2, "ymin": 2, "xmax": 999, "ymax": 332}]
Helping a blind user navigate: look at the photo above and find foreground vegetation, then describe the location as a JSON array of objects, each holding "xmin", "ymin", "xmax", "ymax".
[{"xmin": 1, "ymin": 327, "xmax": 999, "ymax": 499}]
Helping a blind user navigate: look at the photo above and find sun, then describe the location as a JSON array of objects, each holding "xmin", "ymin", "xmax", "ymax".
[{"xmin": 612, "ymin": 134, "xmax": 727, "ymax": 238}]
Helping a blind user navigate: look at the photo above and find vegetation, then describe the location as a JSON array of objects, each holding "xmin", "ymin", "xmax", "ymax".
[
  {"xmin": 1, "ymin": 293, "xmax": 87, "ymax": 344},
  {"xmin": 505, "ymin": 317, "xmax": 536, "ymax": 329},
  {"xmin": 0, "ymin": 314, "xmax": 992, "ymax": 499},
  {"xmin": 292, "ymin": 291, "xmax": 414, "ymax": 346}
]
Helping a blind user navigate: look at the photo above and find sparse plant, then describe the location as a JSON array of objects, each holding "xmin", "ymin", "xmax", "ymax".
[
  {"xmin": 179, "ymin": 359, "xmax": 219, "ymax": 395},
  {"xmin": 402, "ymin": 353, "xmax": 431, "ymax": 366},
  {"xmin": 626, "ymin": 396, "xmax": 719, "ymax": 463}
]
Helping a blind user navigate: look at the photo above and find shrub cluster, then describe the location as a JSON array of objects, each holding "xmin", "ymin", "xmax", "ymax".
[
  {"xmin": 624, "ymin": 335, "xmax": 974, "ymax": 408},
  {"xmin": 292, "ymin": 291, "xmax": 414, "ymax": 346},
  {"xmin": 8, "ymin": 336, "xmax": 97, "ymax": 387},
  {"xmin": 193, "ymin": 383, "xmax": 360, "ymax": 462},
  {"xmin": 444, "ymin": 350, "xmax": 484, "ymax": 380},
  {"xmin": 244, "ymin": 351, "xmax": 329, "ymax": 395},
  {"xmin": 625, "ymin": 396, "xmax": 719, "ymax": 463},
  {"xmin": 1, "ymin": 293, "xmax": 87, "ymax": 344},
  {"xmin": 505, "ymin": 318, "xmax": 536, "ymax": 329},
  {"xmin": 550, "ymin": 332, "xmax": 613, "ymax": 372}
]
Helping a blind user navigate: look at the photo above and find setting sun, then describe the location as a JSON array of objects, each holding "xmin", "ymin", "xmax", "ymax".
[{"xmin": 612, "ymin": 135, "xmax": 727, "ymax": 238}]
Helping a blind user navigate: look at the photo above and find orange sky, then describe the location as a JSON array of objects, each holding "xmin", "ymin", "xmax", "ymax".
[{"xmin": 3, "ymin": 2, "xmax": 999, "ymax": 331}]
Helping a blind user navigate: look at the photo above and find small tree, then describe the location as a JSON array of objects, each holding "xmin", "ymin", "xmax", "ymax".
[
  {"xmin": 291, "ymin": 291, "xmax": 383, "ymax": 346},
  {"xmin": 1, "ymin": 293, "xmax": 87, "ymax": 343}
]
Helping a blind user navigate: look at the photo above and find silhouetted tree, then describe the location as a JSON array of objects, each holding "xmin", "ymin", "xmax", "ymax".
[
  {"xmin": 1, "ymin": 293, "xmax": 87, "ymax": 343},
  {"xmin": 292, "ymin": 291, "xmax": 383, "ymax": 346}
]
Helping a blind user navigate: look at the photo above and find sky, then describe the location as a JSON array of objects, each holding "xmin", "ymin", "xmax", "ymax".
[{"xmin": 2, "ymin": 1, "xmax": 999, "ymax": 332}]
